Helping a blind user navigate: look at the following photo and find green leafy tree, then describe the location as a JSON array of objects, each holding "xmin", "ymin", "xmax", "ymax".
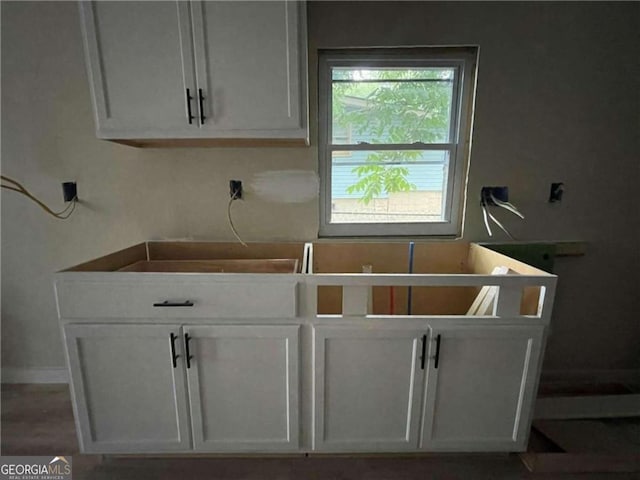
[{"xmin": 332, "ymin": 69, "xmax": 453, "ymax": 204}]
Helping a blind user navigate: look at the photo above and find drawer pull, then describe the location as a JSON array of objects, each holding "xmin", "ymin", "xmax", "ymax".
[
  {"xmin": 185, "ymin": 333, "xmax": 193, "ymax": 369},
  {"xmin": 153, "ymin": 300, "xmax": 194, "ymax": 307},
  {"xmin": 169, "ymin": 332, "xmax": 180, "ymax": 368}
]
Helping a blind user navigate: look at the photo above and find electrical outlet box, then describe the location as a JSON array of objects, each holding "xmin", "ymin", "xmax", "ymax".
[
  {"xmin": 229, "ymin": 180, "xmax": 242, "ymax": 200},
  {"xmin": 62, "ymin": 182, "xmax": 77, "ymax": 202},
  {"xmin": 481, "ymin": 186, "xmax": 508, "ymax": 206},
  {"xmin": 549, "ymin": 182, "xmax": 564, "ymax": 203}
]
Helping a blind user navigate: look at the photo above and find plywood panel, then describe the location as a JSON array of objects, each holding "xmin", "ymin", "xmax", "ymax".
[
  {"xmin": 466, "ymin": 244, "xmax": 552, "ymax": 315},
  {"xmin": 63, "ymin": 243, "xmax": 147, "ymax": 272},
  {"xmin": 467, "ymin": 244, "xmax": 550, "ymax": 276},
  {"xmin": 118, "ymin": 259, "xmax": 299, "ymax": 273},
  {"xmin": 313, "ymin": 242, "xmax": 469, "ymax": 274},
  {"xmin": 148, "ymin": 241, "xmax": 304, "ymax": 263},
  {"xmin": 313, "ymin": 242, "xmax": 475, "ymax": 315}
]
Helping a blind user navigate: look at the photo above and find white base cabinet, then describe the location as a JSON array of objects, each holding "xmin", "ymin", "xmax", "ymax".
[
  {"xmin": 64, "ymin": 323, "xmax": 299, "ymax": 453},
  {"xmin": 64, "ymin": 321, "xmax": 545, "ymax": 454},
  {"xmin": 420, "ymin": 326, "xmax": 544, "ymax": 451},
  {"xmin": 313, "ymin": 326, "xmax": 426, "ymax": 452},
  {"xmin": 64, "ymin": 324, "xmax": 191, "ymax": 453},
  {"xmin": 57, "ymin": 241, "xmax": 556, "ymax": 455},
  {"xmin": 185, "ymin": 325, "xmax": 299, "ymax": 452},
  {"xmin": 312, "ymin": 324, "xmax": 545, "ymax": 453}
]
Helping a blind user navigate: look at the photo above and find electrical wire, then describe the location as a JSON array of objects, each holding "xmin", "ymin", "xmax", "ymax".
[
  {"xmin": 56, "ymin": 200, "xmax": 77, "ymax": 219},
  {"xmin": 489, "ymin": 192, "xmax": 525, "ymax": 219},
  {"xmin": 486, "ymin": 209, "xmax": 515, "ymax": 240},
  {"xmin": 481, "ymin": 190, "xmax": 524, "ymax": 239},
  {"xmin": 481, "ymin": 204, "xmax": 493, "ymax": 237},
  {"xmin": 1, "ymin": 174, "xmax": 77, "ymax": 219},
  {"xmin": 227, "ymin": 192, "xmax": 248, "ymax": 248}
]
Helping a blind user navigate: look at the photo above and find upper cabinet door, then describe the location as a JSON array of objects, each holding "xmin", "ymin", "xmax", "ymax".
[
  {"xmin": 190, "ymin": 0, "xmax": 307, "ymax": 139},
  {"xmin": 79, "ymin": 1, "xmax": 197, "ymax": 138},
  {"xmin": 420, "ymin": 325, "xmax": 544, "ymax": 452}
]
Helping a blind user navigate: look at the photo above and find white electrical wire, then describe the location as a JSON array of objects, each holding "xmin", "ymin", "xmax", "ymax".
[
  {"xmin": 489, "ymin": 193, "xmax": 525, "ymax": 219},
  {"xmin": 486, "ymin": 210, "xmax": 515, "ymax": 240},
  {"xmin": 227, "ymin": 193, "xmax": 248, "ymax": 248},
  {"xmin": 481, "ymin": 205, "xmax": 493, "ymax": 237}
]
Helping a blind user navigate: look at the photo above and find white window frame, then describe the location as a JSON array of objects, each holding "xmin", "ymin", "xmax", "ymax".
[{"xmin": 318, "ymin": 48, "xmax": 477, "ymax": 237}]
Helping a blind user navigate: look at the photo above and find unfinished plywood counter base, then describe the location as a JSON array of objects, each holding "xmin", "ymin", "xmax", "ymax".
[{"xmin": 55, "ymin": 241, "xmax": 556, "ymax": 455}]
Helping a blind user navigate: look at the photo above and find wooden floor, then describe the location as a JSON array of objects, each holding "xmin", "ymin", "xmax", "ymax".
[{"xmin": 2, "ymin": 384, "xmax": 637, "ymax": 480}]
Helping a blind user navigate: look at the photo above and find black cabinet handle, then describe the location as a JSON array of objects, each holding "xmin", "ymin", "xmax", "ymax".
[
  {"xmin": 169, "ymin": 332, "xmax": 180, "ymax": 368},
  {"xmin": 153, "ymin": 300, "xmax": 194, "ymax": 307},
  {"xmin": 420, "ymin": 334, "xmax": 427, "ymax": 370},
  {"xmin": 185, "ymin": 88, "xmax": 195, "ymax": 124},
  {"xmin": 198, "ymin": 88, "xmax": 206, "ymax": 124},
  {"xmin": 434, "ymin": 334, "xmax": 442, "ymax": 369},
  {"xmin": 185, "ymin": 333, "xmax": 193, "ymax": 369}
]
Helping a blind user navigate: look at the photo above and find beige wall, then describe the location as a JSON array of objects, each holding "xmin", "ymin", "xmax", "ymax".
[{"xmin": 2, "ymin": 2, "xmax": 639, "ymax": 374}]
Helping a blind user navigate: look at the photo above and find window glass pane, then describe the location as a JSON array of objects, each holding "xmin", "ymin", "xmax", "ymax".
[
  {"xmin": 330, "ymin": 150, "xmax": 450, "ymax": 224},
  {"xmin": 331, "ymin": 67, "xmax": 455, "ymax": 145},
  {"xmin": 332, "ymin": 68, "xmax": 453, "ymax": 81}
]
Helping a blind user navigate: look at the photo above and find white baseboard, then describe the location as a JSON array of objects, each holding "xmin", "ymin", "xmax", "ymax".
[{"xmin": 2, "ymin": 367, "xmax": 68, "ymax": 384}]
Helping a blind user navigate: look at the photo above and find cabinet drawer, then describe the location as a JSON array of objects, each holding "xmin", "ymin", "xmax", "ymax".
[{"xmin": 56, "ymin": 278, "xmax": 297, "ymax": 319}]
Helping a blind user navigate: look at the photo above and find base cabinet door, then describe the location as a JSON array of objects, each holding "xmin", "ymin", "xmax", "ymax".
[
  {"xmin": 64, "ymin": 324, "xmax": 191, "ymax": 453},
  {"xmin": 420, "ymin": 325, "xmax": 544, "ymax": 451},
  {"xmin": 184, "ymin": 324, "xmax": 299, "ymax": 452},
  {"xmin": 313, "ymin": 326, "xmax": 426, "ymax": 452}
]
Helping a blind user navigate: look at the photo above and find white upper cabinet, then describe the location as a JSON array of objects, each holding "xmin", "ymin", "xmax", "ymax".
[
  {"xmin": 79, "ymin": 1, "xmax": 308, "ymax": 145},
  {"xmin": 191, "ymin": 1, "xmax": 305, "ymax": 137},
  {"xmin": 420, "ymin": 325, "xmax": 544, "ymax": 452}
]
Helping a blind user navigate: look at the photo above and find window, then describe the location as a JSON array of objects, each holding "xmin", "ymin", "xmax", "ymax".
[{"xmin": 319, "ymin": 48, "xmax": 477, "ymax": 237}]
